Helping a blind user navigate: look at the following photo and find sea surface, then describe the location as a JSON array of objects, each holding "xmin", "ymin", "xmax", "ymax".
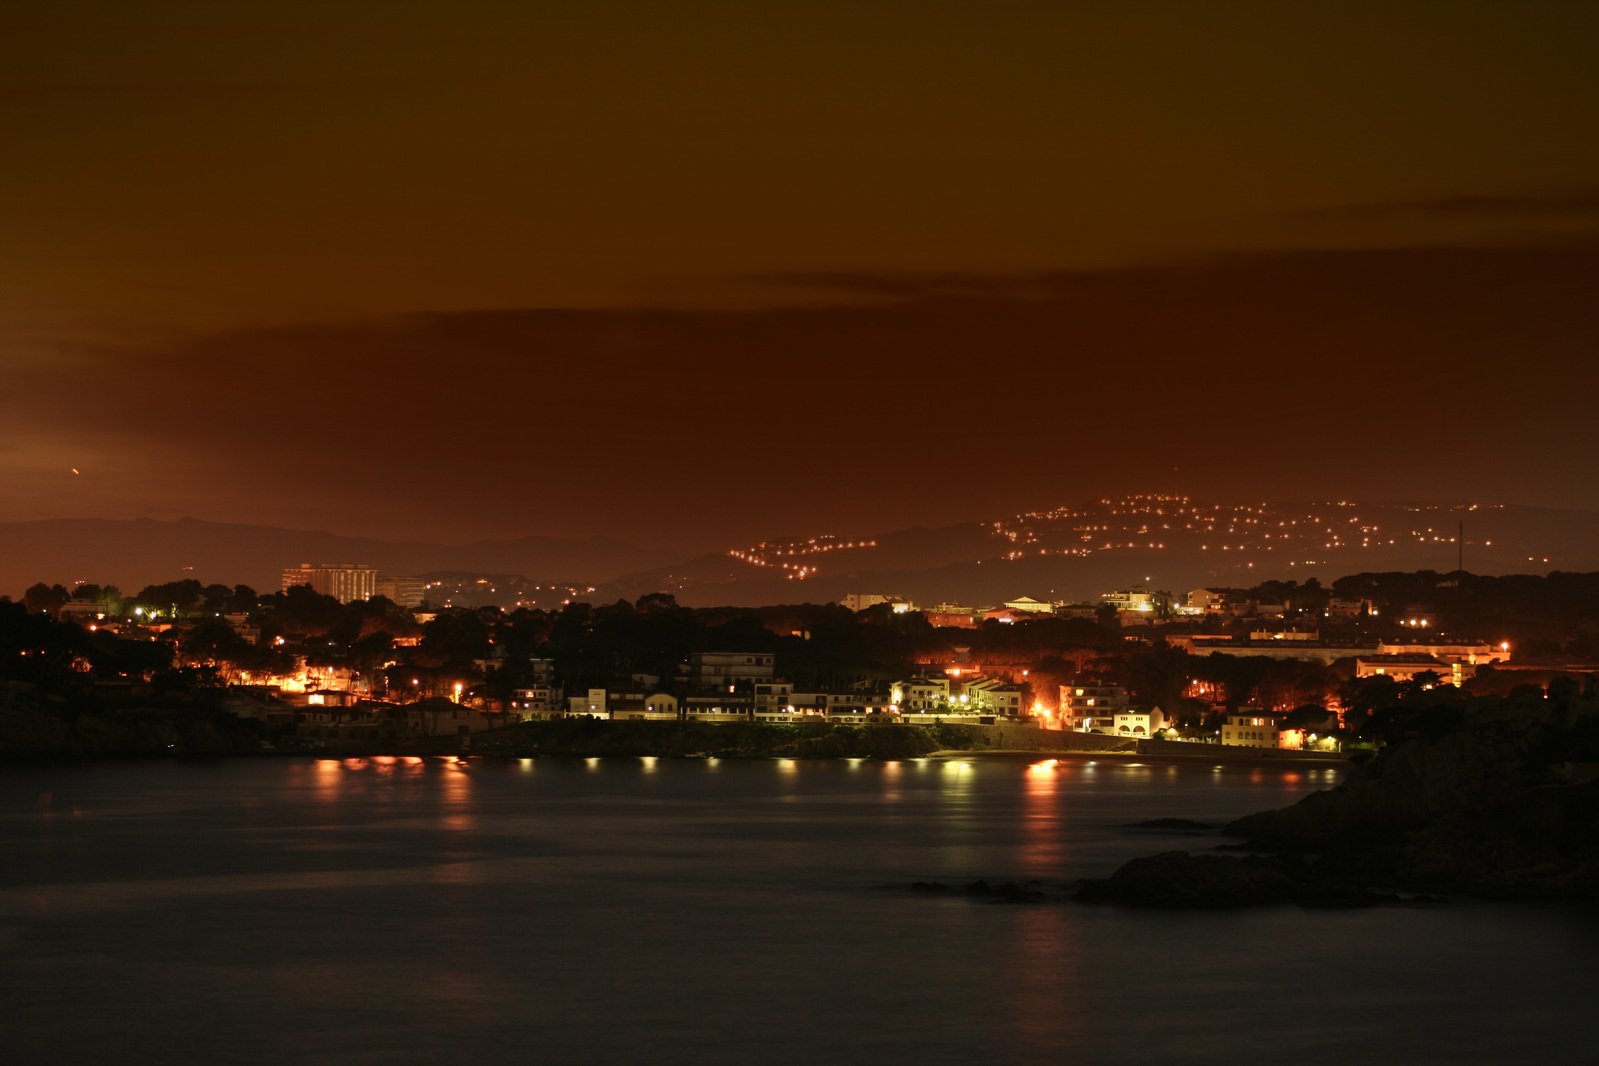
[{"xmin": 2, "ymin": 756, "xmax": 1594, "ymax": 1065}]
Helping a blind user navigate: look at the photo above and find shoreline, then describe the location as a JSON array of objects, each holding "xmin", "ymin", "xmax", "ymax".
[
  {"xmin": 2, "ymin": 746, "xmax": 1349, "ymax": 769},
  {"xmin": 0, "ymin": 714, "xmax": 1351, "ymax": 767},
  {"xmin": 925, "ymin": 747, "xmax": 1349, "ymax": 768}
]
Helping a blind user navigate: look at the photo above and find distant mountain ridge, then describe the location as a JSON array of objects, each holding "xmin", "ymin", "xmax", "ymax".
[
  {"xmin": 0, "ymin": 517, "xmax": 669, "ymax": 597},
  {"xmin": 596, "ymin": 499, "xmax": 1599, "ymax": 607},
  {"xmin": 6, "ymin": 499, "xmax": 1599, "ymax": 608}
]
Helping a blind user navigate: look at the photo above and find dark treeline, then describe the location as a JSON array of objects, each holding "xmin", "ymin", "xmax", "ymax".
[
  {"xmin": 1182, "ymin": 571, "xmax": 1599, "ymax": 660},
  {"xmin": 5, "ymin": 571, "xmax": 1599, "ymax": 758}
]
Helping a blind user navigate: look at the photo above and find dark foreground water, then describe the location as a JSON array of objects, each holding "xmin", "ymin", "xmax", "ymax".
[{"xmin": 2, "ymin": 756, "xmax": 1594, "ymax": 1065}]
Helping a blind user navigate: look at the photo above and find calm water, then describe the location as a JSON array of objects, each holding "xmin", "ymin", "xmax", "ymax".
[{"xmin": 2, "ymin": 756, "xmax": 1594, "ymax": 1065}]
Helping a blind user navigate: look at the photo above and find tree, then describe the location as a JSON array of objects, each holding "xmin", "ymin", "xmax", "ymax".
[
  {"xmin": 1283, "ymin": 704, "xmax": 1337, "ymax": 732},
  {"xmin": 22, "ymin": 583, "xmax": 70, "ymax": 617},
  {"xmin": 181, "ymin": 619, "xmax": 249, "ymax": 661},
  {"xmin": 414, "ymin": 610, "xmax": 491, "ymax": 674},
  {"xmin": 636, "ymin": 592, "xmax": 679, "ymax": 613},
  {"xmin": 346, "ymin": 632, "xmax": 396, "ymax": 697},
  {"xmin": 85, "ymin": 627, "xmax": 174, "ymax": 680},
  {"xmin": 1339, "ymin": 674, "xmax": 1400, "ymax": 735},
  {"xmin": 1118, "ymin": 642, "xmax": 1191, "ymax": 709},
  {"xmin": 1153, "ymin": 590, "xmax": 1175, "ymax": 620},
  {"xmin": 264, "ymin": 585, "xmax": 344, "ymax": 637},
  {"xmin": 225, "ymin": 585, "xmax": 260, "ymax": 614},
  {"xmin": 199, "ymin": 584, "xmax": 244, "ymax": 615},
  {"xmin": 132, "ymin": 579, "xmax": 206, "ymax": 615}
]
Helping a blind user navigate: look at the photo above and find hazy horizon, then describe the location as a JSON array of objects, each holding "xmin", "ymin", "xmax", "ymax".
[
  {"xmin": 8, "ymin": 495, "xmax": 1598, "ymax": 609},
  {"xmin": 6, "ymin": 4, "xmax": 1599, "ymax": 547}
]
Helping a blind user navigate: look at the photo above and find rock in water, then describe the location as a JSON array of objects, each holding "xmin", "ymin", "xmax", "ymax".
[{"xmin": 1076, "ymin": 851, "xmax": 1298, "ymax": 908}]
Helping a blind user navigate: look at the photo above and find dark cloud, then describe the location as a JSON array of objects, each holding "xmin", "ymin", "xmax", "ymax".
[
  {"xmin": 6, "ymin": 242, "xmax": 1597, "ymax": 546},
  {"xmin": 1291, "ymin": 190, "xmax": 1599, "ymax": 225},
  {"xmin": 744, "ymin": 271, "xmax": 1079, "ymax": 301}
]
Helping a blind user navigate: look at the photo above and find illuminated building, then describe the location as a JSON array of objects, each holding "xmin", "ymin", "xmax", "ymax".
[
  {"xmin": 375, "ymin": 575, "xmax": 426, "ymax": 608},
  {"xmin": 566, "ymin": 688, "xmax": 608, "ymax": 716},
  {"xmin": 1060, "ymin": 684, "xmax": 1129, "ymax": 732},
  {"xmin": 841, "ymin": 593, "xmax": 912, "ymax": 613},
  {"xmin": 890, "ymin": 677, "xmax": 951, "ymax": 711},
  {"xmin": 924, "ymin": 603, "xmax": 979, "ymax": 628},
  {"xmin": 684, "ymin": 695, "xmax": 754, "ymax": 722},
  {"xmin": 511, "ymin": 685, "xmax": 562, "ymax": 717},
  {"xmin": 59, "ymin": 599, "xmax": 110, "ymax": 623},
  {"xmin": 1100, "ymin": 587, "xmax": 1155, "ymax": 613},
  {"xmin": 1324, "ymin": 597, "xmax": 1374, "ymax": 619},
  {"xmin": 753, "ymin": 681, "xmax": 795, "ymax": 715},
  {"xmin": 1220, "ymin": 711, "xmax": 1281, "ymax": 748},
  {"xmin": 1113, "ymin": 707, "xmax": 1166, "ymax": 737},
  {"xmin": 1185, "ymin": 588, "xmax": 1240, "ymax": 614},
  {"xmin": 1375, "ymin": 640, "xmax": 1505, "ymax": 665},
  {"xmin": 281, "ymin": 562, "xmax": 377, "ymax": 603},
  {"xmin": 607, "ymin": 691, "xmax": 681, "ymax": 721},
  {"xmin": 962, "ymin": 677, "xmax": 1024, "ymax": 716},
  {"xmin": 1355, "ymin": 654, "xmax": 1467, "ymax": 684},
  {"xmin": 790, "ymin": 691, "xmax": 891, "ymax": 716},
  {"xmin": 690, "ymin": 651, "xmax": 775, "ymax": 690},
  {"xmin": 1169, "ymin": 634, "xmax": 1379, "ymax": 665},
  {"xmin": 983, "ymin": 607, "xmax": 1032, "ymax": 624}
]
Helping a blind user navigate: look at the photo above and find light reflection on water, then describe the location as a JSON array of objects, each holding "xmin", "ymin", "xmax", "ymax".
[
  {"xmin": 1, "ymin": 756, "xmax": 1594, "ymax": 1066},
  {"xmin": 1021, "ymin": 759, "xmax": 1062, "ymax": 874},
  {"xmin": 1007, "ymin": 903, "xmax": 1082, "ymax": 1052}
]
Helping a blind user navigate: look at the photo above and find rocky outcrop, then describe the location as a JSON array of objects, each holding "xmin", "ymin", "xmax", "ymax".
[
  {"xmin": 1125, "ymin": 817, "xmax": 1214, "ymax": 831},
  {"xmin": 1084, "ymin": 704, "xmax": 1599, "ymax": 906},
  {"xmin": 1076, "ymin": 851, "xmax": 1300, "ymax": 908},
  {"xmin": 1074, "ymin": 850, "xmax": 1446, "ymax": 908}
]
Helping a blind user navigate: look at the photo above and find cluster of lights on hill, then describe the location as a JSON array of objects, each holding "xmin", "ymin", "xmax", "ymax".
[
  {"xmin": 726, "ymin": 535, "xmax": 879, "ymax": 580},
  {"xmin": 724, "ymin": 496, "xmax": 1514, "ymax": 581},
  {"xmin": 422, "ymin": 576, "xmax": 596, "ymax": 609},
  {"xmin": 991, "ymin": 495, "xmax": 1500, "ymax": 568}
]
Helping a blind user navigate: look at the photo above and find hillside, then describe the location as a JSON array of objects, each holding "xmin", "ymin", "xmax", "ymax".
[
  {"xmin": 599, "ymin": 498, "xmax": 1599, "ymax": 606},
  {"xmin": 0, "ymin": 517, "xmax": 667, "ymax": 597},
  {"xmin": 7, "ymin": 498, "xmax": 1599, "ymax": 607}
]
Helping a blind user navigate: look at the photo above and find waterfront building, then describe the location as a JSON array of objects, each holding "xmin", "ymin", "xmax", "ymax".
[
  {"xmin": 1114, "ymin": 706, "xmax": 1166, "ymax": 737},
  {"xmin": 890, "ymin": 677, "xmax": 951, "ymax": 712},
  {"xmin": 1220, "ymin": 710, "xmax": 1281, "ymax": 748},
  {"xmin": 690, "ymin": 651, "xmax": 776, "ymax": 691},
  {"xmin": 753, "ymin": 681, "xmax": 795, "ymax": 715},
  {"xmin": 1060, "ymin": 683, "xmax": 1130, "ymax": 732},
  {"xmin": 684, "ymin": 695, "xmax": 754, "ymax": 722},
  {"xmin": 962, "ymin": 676, "xmax": 1024, "ymax": 716},
  {"xmin": 608, "ymin": 691, "xmax": 682, "ymax": 721},
  {"xmin": 511, "ymin": 684, "xmax": 562, "ymax": 717},
  {"xmin": 566, "ymin": 688, "xmax": 608, "ymax": 716}
]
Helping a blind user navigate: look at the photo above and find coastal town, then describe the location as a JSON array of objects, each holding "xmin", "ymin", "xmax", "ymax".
[{"xmin": 6, "ymin": 563, "xmax": 1595, "ymax": 757}]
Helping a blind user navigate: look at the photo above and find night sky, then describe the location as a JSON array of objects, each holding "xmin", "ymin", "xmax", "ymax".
[{"xmin": 6, "ymin": 1, "xmax": 1598, "ymax": 552}]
